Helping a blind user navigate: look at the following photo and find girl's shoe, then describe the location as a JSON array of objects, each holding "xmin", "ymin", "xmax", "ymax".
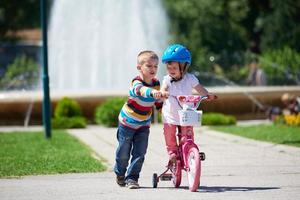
[{"xmin": 169, "ymin": 152, "xmax": 177, "ymax": 163}]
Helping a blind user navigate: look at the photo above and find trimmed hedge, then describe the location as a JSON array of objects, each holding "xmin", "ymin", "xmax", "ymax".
[
  {"xmin": 94, "ymin": 97, "xmax": 126, "ymax": 127},
  {"xmin": 52, "ymin": 117, "xmax": 86, "ymax": 129},
  {"xmin": 52, "ymin": 97, "xmax": 86, "ymax": 129},
  {"xmin": 202, "ymin": 112, "xmax": 236, "ymax": 126},
  {"xmin": 94, "ymin": 97, "xmax": 236, "ymax": 127},
  {"xmin": 54, "ymin": 97, "xmax": 83, "ymax": 118}
]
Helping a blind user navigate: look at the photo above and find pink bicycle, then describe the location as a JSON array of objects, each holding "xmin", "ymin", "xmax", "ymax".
[{"xmin": 152, "ymin": 95, "xmax": 214, "ymax": 192}]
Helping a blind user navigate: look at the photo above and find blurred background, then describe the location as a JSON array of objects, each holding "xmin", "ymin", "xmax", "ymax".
[
  {"xmin": 0, "ymin": 0, "xmax": 299, "ymax": 90},
  {"xmin": 0, "ymin": 0, "xmax": 300, "ymax": 125}
]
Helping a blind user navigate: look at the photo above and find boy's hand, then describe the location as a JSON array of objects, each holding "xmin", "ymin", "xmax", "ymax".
[
  {"xmin": 151, "ymin": 90, "xmax": 162, "ymax": 99},
  {"xmin": 207, "ymin": 93, "xmax": 217, "ymax": 101}
]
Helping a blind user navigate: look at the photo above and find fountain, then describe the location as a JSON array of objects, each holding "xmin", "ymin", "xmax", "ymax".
[
  {"xmin": 1, "ymin": 1, "xmax": 300, "ymax": 125},
  {"xmin": 48, "ymin": 0, "xmax": 168, "ymax": 92}
]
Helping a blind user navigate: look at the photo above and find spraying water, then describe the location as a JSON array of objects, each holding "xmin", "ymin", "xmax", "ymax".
[
  {"xmin": 48, "ymin": 0, "xmax": 168, "ymax": 92},
  {"xmin": 214, "ymin": 75, "xmax": 265, "ymax": 110},
  {"xmin": 195, "ymin": 71, "xmax": 266, "ymax": 110}
]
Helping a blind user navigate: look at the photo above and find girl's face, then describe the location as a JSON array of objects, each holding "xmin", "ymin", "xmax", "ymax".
[{"xmin": 166, "ymin": 61, "xmax": 181, "ymax": 79}]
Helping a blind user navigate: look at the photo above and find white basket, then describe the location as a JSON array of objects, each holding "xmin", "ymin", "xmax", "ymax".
[{"xmin": 178, "ymin": 110, "xmax": 203, "ymax": 126}]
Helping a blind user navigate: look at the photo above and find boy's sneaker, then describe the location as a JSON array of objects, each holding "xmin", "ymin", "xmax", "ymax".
[
  {"xmin": 126, "ymin": 179, "xmax": 139, "ymax": 189},
  {"xmin": 116, "ymin": 176, "xmax": 125, "ymax": 187}
]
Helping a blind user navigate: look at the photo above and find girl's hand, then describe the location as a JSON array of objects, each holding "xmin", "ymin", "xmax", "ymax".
[
  {"xmin": 207, "ymin": 94, "xmax": 217, "ymax": 101},
  {"xmin": 161, "ymin": 91, "xmax": 169, "ymax": 99}
]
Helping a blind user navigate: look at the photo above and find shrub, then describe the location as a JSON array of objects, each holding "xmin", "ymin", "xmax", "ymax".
[
  {"xmin": 52, "ymin": 97, "xmax": 86, "ymax": 129},
  {"xmin": 54, "ymin": 97, "xmax": 83, "ymax": 118},
  {"xmin": 52, "ymin": 117, "xmax": 86, "ymax": 129},
  {"xmin": 0, "ymin": 55, "xmax": 39, "ymax": 90},
  {"xmin": 202, "ymin": 112, "xmax": 236, "ymax": 126},
  {"xmin": 94, "ymin": 97, "xmax": 126, "ymax": 127},
  {"xmin": 259, "ymin": 46, "xmax": 300, "ymax": 85}
]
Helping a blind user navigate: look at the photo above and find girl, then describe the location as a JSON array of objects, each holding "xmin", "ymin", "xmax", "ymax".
[{"xmin": 160, "ymin": 44, "xmax": 216, "ymax": 161}]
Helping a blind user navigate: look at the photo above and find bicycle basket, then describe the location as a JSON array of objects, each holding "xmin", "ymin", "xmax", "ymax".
[{"xmin": 178, "ymin": 110, "xmax": 203, "ymax": 126}]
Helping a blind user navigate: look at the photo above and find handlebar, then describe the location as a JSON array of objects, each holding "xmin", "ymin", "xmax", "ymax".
[{"xmin": 171, "ymin": 95, "xmax": 217, "ymax": 110}]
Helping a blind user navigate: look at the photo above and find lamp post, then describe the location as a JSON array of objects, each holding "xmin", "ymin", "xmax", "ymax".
[{"xmin": 40, "ymin": 0, "xmax": 51, "ymax": 138}]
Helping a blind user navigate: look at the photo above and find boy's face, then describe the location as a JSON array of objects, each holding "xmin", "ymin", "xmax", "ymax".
[
  {"xmin": 166, "ymin": 61, "xmax": 181, "ymax": 79},
  {"xmin": 138, "ymin": 58, "xmax": 158, "ymax": 80}
]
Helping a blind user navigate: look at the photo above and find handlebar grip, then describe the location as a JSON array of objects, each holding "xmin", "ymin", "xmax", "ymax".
[{"xmin": 207, "ymin": 94, "xmax": 218, "ymax": 100}]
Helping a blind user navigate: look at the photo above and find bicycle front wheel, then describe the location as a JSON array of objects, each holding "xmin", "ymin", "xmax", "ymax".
[{"xmin": 187, "ymin": 147, "xmax": 201, "ymax": 192}]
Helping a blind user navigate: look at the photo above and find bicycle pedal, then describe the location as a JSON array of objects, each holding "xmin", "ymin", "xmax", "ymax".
[{"xmin": 160, "ymin": 174, "xmax": 172, "ymax": 181}]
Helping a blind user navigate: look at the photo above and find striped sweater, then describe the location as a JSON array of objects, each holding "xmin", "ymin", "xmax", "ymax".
[{"xmin": 118, "ymin": 76, "xmax": 163, "ymax": 129}]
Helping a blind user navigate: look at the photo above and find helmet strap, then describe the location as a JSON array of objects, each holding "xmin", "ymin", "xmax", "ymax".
[
  {"xmin": 170, "ymin": 62, "xmax": 188, "ymax": 83},
  {"xmin": 179, "ymin": 62, "xmax": 188, "ymax": 77}
]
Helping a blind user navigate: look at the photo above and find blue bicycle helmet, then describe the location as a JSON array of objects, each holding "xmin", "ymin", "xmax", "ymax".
[{"xmin": 162, "ymin": 44, "xmax": 191, "ymax": 64}]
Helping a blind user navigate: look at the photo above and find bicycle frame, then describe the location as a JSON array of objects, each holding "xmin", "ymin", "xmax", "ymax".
[{"xmin": 153, "ymin": 95, "xmax": 216, "ymax": 191}]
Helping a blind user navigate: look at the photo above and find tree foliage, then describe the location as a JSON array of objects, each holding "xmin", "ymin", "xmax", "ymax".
[
  {"xmin": 163, "ymin": 0, "xmax": 249, "ymax": 70},
  {"xmin": 0, "ymin": 0, "xmax": 52, "ymax": 41},
  {"xmin": 163, "ymin": 0, "xmax": 300, "ymax": 82},
  {"xmin": 259, "ymin": 0, "xmax": 300, "ymax": 51},
  {"xmin": 1, "ymin": 0, "xmax": 299, "ymax": 85},
  {"xmin": 259, "ymin": 46, "xmax": 300, "ymax": 85},
  {"xmin": 0, "ymin": 55, "xmax": 39, "ymax": 90}
]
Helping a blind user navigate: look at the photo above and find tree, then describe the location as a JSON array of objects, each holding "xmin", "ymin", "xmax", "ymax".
[
  {"xmin": 163, "ymin": 0, "xmax": 249, "ymax": 71},
  {"xmin": 163, "ymin": 0, "xmax": 300, "ymax": 84},
  {"xmin": 259, "ymin": 0, "xmax": 300, "ymax": 51},
  {"xmin": 0, "ymin": 0, "xmax": 52, "ymax": 41}
]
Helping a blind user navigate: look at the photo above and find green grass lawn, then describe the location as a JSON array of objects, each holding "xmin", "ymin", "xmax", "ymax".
[
  {"xmin": 211, "ymin": 124, "xmax": 300, "ymax": 147},
  {"xmin": 0, "ymin": 130, "xmax": 106, "ymax": 178}
]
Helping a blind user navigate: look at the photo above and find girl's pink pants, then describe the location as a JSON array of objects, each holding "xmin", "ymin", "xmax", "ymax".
[{"xmin": 163, "ymin": 123, "xmax": 194, "ymax": 155}]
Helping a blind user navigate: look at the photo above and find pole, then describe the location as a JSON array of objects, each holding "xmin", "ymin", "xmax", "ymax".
[{"xmin": 40, "ymin": 0, "xmax": 51, "ymax": 138}]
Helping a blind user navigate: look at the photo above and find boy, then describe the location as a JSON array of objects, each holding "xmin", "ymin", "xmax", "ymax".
[{"xmin": 114, "ymin": 51, "xmax": 163, "ymax": 189}]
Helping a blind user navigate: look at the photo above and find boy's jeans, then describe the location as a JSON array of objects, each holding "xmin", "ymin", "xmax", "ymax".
[{"xmin": 114, "ymin": 123, "xmax": 149, "ymax": 182}]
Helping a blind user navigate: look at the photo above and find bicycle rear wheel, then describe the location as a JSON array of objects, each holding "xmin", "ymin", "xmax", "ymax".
[
  {"xmin": 187, "ymin": 147, "xmax": 201, "ymax": 192},
  {"xmin": 170, "ymin": 160, "xmax": 182, "ymax": 188}
]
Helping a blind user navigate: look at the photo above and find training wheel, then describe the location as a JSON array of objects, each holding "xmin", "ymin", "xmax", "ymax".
[{"xmin": 152, "ymin": 173, "xmax": 158, "ymax": 188}]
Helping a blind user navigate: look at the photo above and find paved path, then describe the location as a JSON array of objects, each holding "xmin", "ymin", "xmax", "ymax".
[{"xmin": 1, "ymin": 124, "xmax": 300, "ymax": 200}]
